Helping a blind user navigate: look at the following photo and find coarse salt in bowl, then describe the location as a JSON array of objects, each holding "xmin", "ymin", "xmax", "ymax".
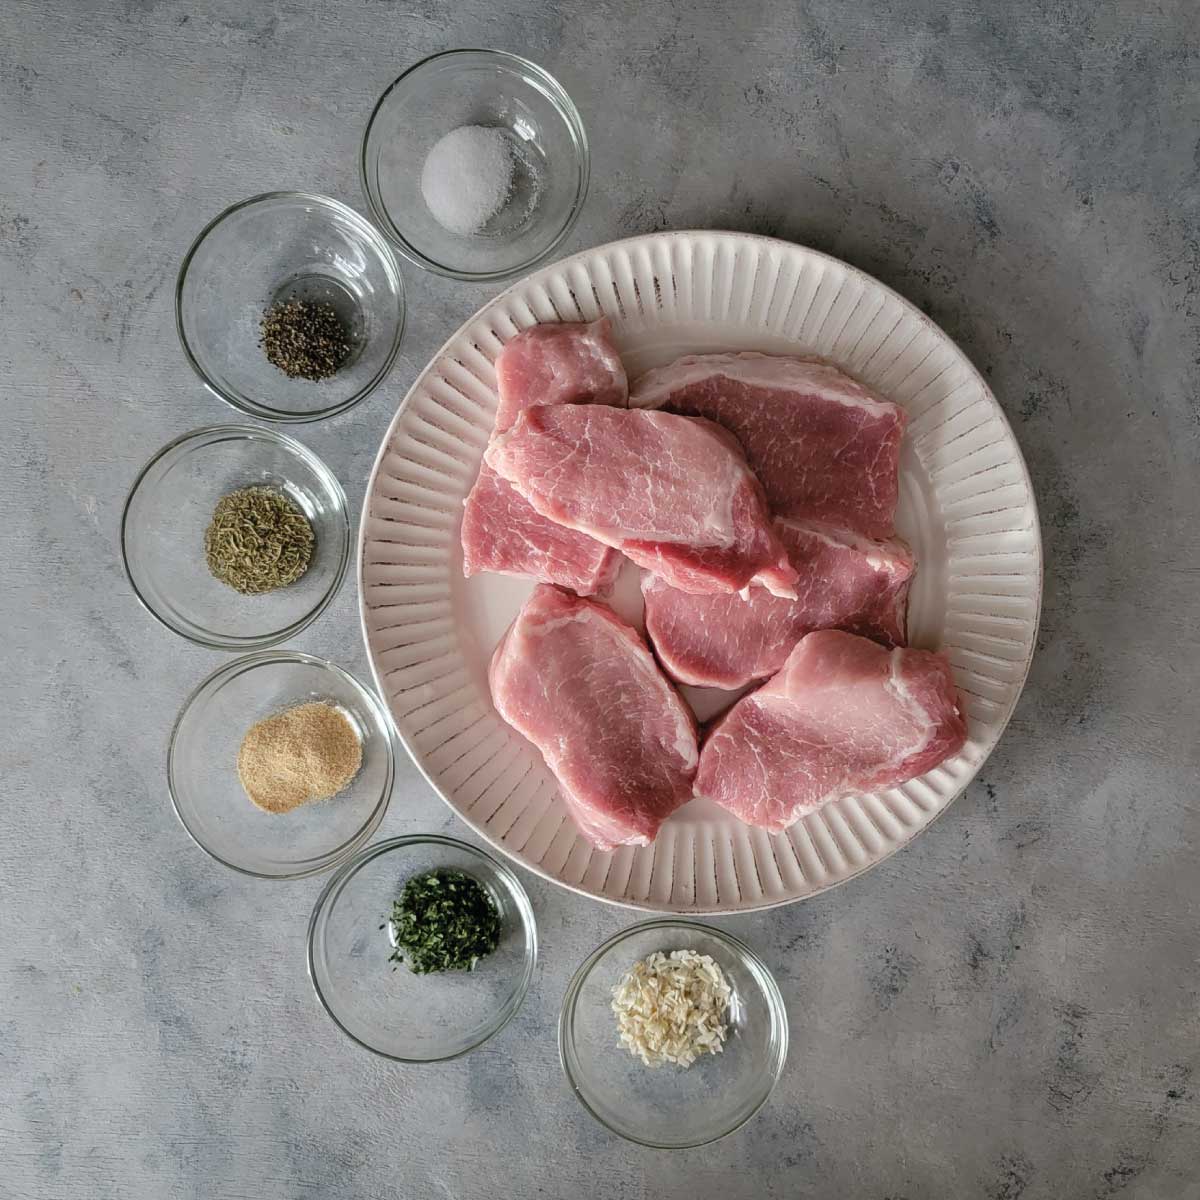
[
  {"xmin": 361, "ymin": 49, "xmax": 589, "ymax": 280},
  {"xmin": 559, "ymin": 920, "xmax": 788, "ymax": 1148},
  {"xmin": 420, "ymin": 124, "xmax": 517, "ymax": 237}
]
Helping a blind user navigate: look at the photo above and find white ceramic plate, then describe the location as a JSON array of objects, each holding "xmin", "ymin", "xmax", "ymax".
[{"xmin": 359, "ymin": 231, "xmax": 1042, "ymax": 913}]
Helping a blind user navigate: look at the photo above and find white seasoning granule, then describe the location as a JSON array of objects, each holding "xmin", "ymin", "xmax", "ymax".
[
  {"xmin": 420, "ymin": 125, "xmax": 514, "ymax": 236},
  {"xmin": 610, "ymin": 949, "xmax": 733, "ymax": 1068}
]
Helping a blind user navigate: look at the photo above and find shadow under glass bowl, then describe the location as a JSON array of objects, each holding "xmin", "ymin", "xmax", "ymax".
[
  {"xmin": 559, "ymin": 919, "xmax": 789, "ymax": 1149},
  {"xmin": 122, "ymin": 425, "xmax": 349, "ymax": 650},
  {"xmin": 308, "ymin": 835, "xmax": 538, "ymax": 1062},
  {"xmin": 176, "ymin": 191, "xmax": 405, "ymax": 422},
  {"xmin": 361, "ymin": 49, "xmax": 589, "ymax": 281},
  {"xmin": 168, "ymin": 651, "xmax": 394, "ymax": 879}
]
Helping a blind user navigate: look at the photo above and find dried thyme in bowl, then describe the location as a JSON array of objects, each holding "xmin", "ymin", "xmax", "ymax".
[{"xmin": 204, "ymin": 485, "xmax": 315, "ymax": 595}]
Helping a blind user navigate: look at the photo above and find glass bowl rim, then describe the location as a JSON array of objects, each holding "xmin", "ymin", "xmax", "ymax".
[
  {"xmin": 120, "ymin": 423, "xmax": 350, "ymax": 650},
  {"xmin": 174, "ymin": 190, "xmax": 406, "ymax": 423},
  {"xmin": 166, "ymin": 648, "xmax": 395, "ymax": 879},
  {"xmin": 306, "ymin": 833, "xmax": 539, "ymax": 1062},
  {"xmin": 557, "ymin": 917, "xmax": 790, "ymax": 1149},
  {"xmin": 359, "ymin": 48, "xmax": 591, "ymax": 282}
]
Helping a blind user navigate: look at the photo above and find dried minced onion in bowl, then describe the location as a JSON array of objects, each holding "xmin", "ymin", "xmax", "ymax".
[
  {"xmin": 560, "ymin": 920, "xmax": 788, "ymax": 1147},
  {"xmin": 610, "ymin": 949, "xmax": 732, "ymax": 1068}
]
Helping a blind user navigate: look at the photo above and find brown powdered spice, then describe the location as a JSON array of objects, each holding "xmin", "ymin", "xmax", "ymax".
[{"xmin": 237, "ymin": 701, "xmax": 362, "ymax": 814}]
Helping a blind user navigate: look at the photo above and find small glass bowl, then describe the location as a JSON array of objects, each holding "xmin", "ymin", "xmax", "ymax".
[
  {"xmin": 168, "ymin": 651, "xmax": 394, "ymax": 879},
  {"xmin": 559, "ymin": 920, "xmax": 788, "ymax": 1148},
  {"xmin": 308, "ymin": 836, "xmax": 537, "ymax": 1061},
  {"xmin": 122, "ymin": 425, "xmax": 348, "ymax": 649},
  {"xmin": 361, "ymin": 50, "xmax": 589, "ymax": 281},
  {"xmin": 177, "ymin": 192, "xmax": 405, "ymax": 422}
]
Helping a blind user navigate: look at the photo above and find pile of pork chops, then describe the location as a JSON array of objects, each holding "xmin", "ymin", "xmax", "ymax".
[{"xmin": 464, "ymin": 319, "xmax": 967, "ymax": 851}]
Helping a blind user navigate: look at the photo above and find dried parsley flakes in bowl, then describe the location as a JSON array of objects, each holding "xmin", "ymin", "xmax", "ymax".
[
  {"xmin": 387, "ymin": 868, "xmax": 502, "ymax": 975},
  {"xmin": 307, "ymin": 836, "xmax": 537, "ymax": 1061}
]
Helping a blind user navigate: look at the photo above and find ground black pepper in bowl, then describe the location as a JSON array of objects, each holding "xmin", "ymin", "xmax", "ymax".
[{"xmin": 259, "ymin": 298, "xmax": 352, "ymax": 381}]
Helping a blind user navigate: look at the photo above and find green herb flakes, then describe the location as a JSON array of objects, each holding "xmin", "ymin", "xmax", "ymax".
[
  {"xmin": 386, "ymin": 868, "xmax": 501, "ymax": 975},
  {"xmin": 203, "ymin": 485, "xmax": 315, "ymax": 596}
]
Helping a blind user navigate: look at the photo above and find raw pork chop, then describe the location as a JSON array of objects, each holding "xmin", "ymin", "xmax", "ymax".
[
  {"xmin": 461, "ymin": 319, "xmax": 626, "ymax": 594},
  {"xmin": 633, "ymin": 353, "xmax": 907, "ymax": 539},
  {"xmin": 695, "ymin": 630, "xmax": 966, "ymax": 832},
  {"xmin": 642, "ymin": 520, "xmax": 914, "ymax": 689},
  {"xmin": 493, "ymin": 318, "xmax": 626, "ymax": 428},
  {"xmin": 489, "ymin": 584, "xmax": 698, "ymax": 850},
  {"xmin": 486, "ymin": 405, "xmax": 799, "ymax": 598},
  {"xmin": 462, "ymin": 467, "xmax": 622, "ymax": 593}
]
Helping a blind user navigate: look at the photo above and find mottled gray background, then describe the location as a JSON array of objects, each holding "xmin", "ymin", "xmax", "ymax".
[{"xmin": 3, "ymin": 0, "xmax": 1198, "ymax": 1196}]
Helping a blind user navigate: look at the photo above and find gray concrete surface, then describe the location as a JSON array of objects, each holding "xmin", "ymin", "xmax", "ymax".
[{"xmin": 3, "ymin": 1, "xmax": 1198, "ymax": 1196}]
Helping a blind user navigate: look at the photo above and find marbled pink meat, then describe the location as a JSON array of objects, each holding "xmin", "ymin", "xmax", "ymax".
[
  {"xmin": 633, "ymin": 353, "xmax": 906, "ymax": 539},
  {"xmin": 486, "ymin": 405, "xmax": 799, "ymax": 598},
  {"xmin": 695, "ymin": 630, "xmax": 966, "ymax": 832},
  {"xmin": 489, "ymin": 585, "xmax": 697, "ymax": 850},
  {"xmin": 461, "ymin": 319, "xmax": 625, "ymax": 593},
  {"xmin": 642, "ymin": 520, "xmax": 914, "ymax": 689},
  {"xmin": 461, "ymin": 466, "xmax": 622, "ymax": 594},
  {"xmin": 493, "ymin": 318, "xmax": 626, "ymax": 429}
]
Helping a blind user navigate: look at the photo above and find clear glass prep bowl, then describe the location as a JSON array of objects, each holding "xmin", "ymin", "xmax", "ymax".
[
  {"xmin": 361, "ymin": 49, "xmax": 589, "ymax": 280},
  {"xmin": 176, "ymin": 191, "xmax": 405, "ymax": 422},
  {"xmin": 308, "ymin": 835, "xmax": 537, "ymax": 1061},
  {"xmin": 121, "ymin": 424, "xmax": 349, "ymax": 650},
  {"xmin": 559, "ymin": 919, "xmax": 789, "ymax": 1148},
  {"xmin": 167, "ymin": 651, "xmax": 394, "ymax": 879}
]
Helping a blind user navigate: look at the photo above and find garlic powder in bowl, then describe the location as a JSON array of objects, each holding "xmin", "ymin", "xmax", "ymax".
[{"xmin": 168, "ymin": 652, "xmax": 392, "ymax": 879}]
